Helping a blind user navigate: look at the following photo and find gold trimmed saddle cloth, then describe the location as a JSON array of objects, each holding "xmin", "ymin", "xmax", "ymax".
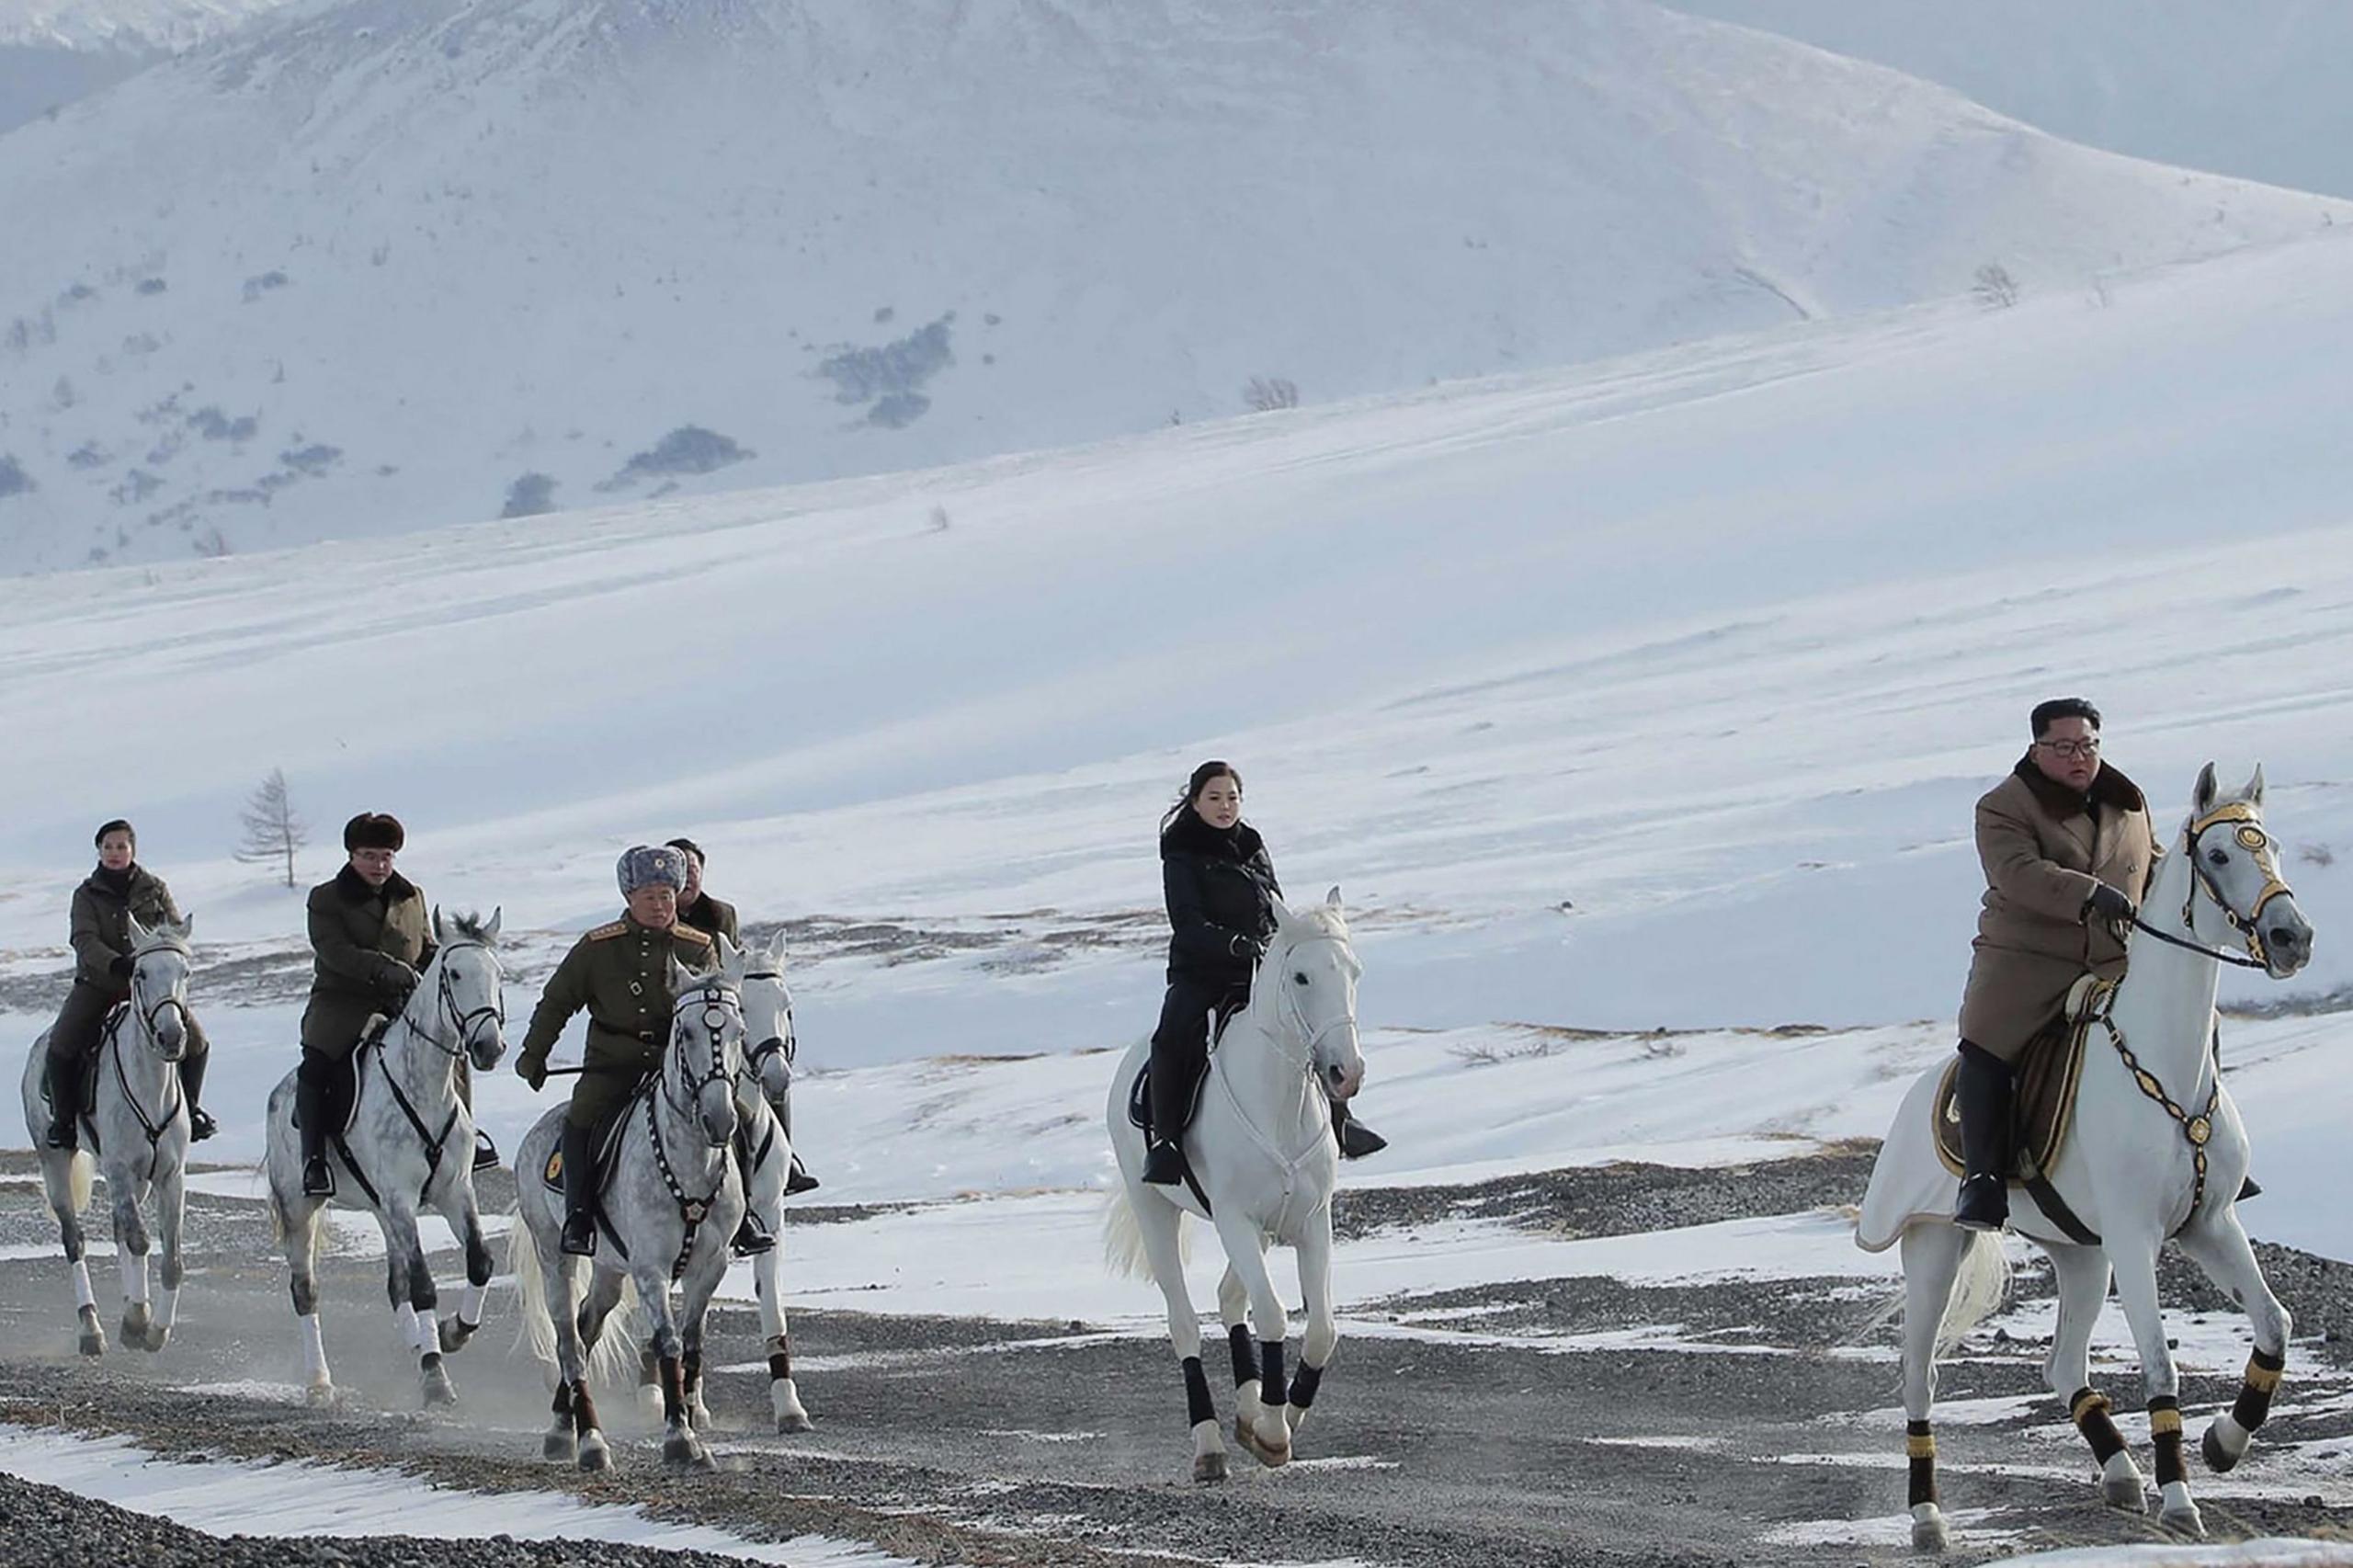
[{"xmin": 1933, "ymin": 973, "xmax": 2109, "ymax": 1185}]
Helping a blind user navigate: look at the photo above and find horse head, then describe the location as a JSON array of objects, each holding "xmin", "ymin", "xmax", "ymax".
[
  {"xmin": 430, "ymin": 906, "xmax": 508, "ymax": 1071},
  {"xmin": 1267, "ymin": 887, "xmax": 1365, "ymax": 1103},
  {"xmin": 739, "ymin": 928, "xmax": 797, "ymax": 1107},
  {"xmin": 122, "ymin": 910, "xmax": 194, "ymax": 1062},
  {"xmin": 667, "ymin": 936, "xmax": 747, "ymax": 1146},
  {"xmin": 2184, "ymin": 763, "xmax": 2313, "ymax": 979}
]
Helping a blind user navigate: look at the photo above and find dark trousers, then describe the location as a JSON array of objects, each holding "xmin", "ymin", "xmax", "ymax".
[
  {"xmin": 297, "ymin": 1032, "xmax": 475, "ymax": 1163},
  {"xmin": 45, "ymin": 982, "xmax": 210, "ymax": 1123},
  {"xmin": 1149, "ymin": 975, "xmax": 1247, "ymax": 1142}
]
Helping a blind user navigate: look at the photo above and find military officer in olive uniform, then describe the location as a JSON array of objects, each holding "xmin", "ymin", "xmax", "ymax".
[
  {"xmin": 669, "ymin": 835, "xmax": 819, "ymax": 1199},
  {"xmin": 516, "ymin": 845, "xmax": 758, "ymax": 1257},
  {"xmin": 296, "ymin": 813, "xmax": 496, "ymax": 1197}
]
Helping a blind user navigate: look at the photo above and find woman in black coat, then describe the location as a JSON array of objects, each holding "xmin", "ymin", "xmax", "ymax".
[{"xmin": 1141, "ymin": 761, "xmax": 1384, "ymax": 1185}]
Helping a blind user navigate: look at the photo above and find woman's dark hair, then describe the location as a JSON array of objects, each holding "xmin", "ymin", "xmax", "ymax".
[
  {"xmin": 94, "ymin": 818, "xmax": 136, "ymax": 849},
  {"xmin": 1161, "ymin": 760, "xmax": 1242, "ymax": 832},
  {"xmin": 2030, "ymin": 697, "xmax": 2101, "ymax": 738}
]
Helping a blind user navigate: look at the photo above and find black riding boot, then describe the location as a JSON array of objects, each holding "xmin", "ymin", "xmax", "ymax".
[
  {"xmin": 1142, "ymin": 1047, "xmax": 1188, "ymax": 1186},
  {"xmin": 784, "ymin": 1153, "xmax": 820, "ymax": 1196},
  {"xmin": 42, "ymin": 1045, "xmax": 84, "ymax": 1152},
  {"xmin": 296, "ymin": 1067, "xmax": 335, "ymax": 1198},
  {"xmin": 180, "ymin": 1030, "xmax": 216, "ymax": 1142},
  {"xmin": 1331, "ymin": 1099, "xmax": 1387, "ymax": 1160},
  {"xmin": 1952, "ymin": 1042, "xmax": 2014, "ymax": 1232},
  {"xmin": 730, "ymin": 1143, "xmax": 774, "ymax": 1256},
  {"xmin": 559, "ymin": 1120, "xmax": 599, "ymax": 1256}
]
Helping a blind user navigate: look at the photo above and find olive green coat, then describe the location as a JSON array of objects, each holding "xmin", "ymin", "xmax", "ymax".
[
  {"xmin": 517, "ymin": 915, "xmax": 722, "ymax": 1130},
  {"xmin": 301, "ymin": 866, "xmax": 435, "ymax": 1055},
  {"xmin": 69, "ymin": 865, "xmax": 181, "ymax": 991},
  {"xmin": 677, "ymin": 892, "xmax": 739, "ymax": 947},
  {"xmin": 1958, "ymin": 756, "xmax": 2159, "ymax": 1062}
]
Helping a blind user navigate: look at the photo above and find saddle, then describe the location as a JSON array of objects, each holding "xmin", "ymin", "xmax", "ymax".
[
  {"xmin": 1933, "ymin": 975, "xmax": 2104, "ymax": 1183},
  {"xmin": 1126, "ymin": 1000, "xmax": 1245, "ymax": 1138},
  {"xmin": 290, "ymin": 1017, "xmax": 380, "ymax": 1138},
  {"xmin": 40, "ymin": 1016, "xmax": 116, "ymax": 1149},
  {"xmin": 540, "ymin": 1091, "xmax": 642, "ymax": 1200}
]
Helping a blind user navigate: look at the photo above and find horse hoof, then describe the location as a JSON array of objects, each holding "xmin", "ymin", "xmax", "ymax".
[
  {"xmin": 78, "ymin": 1331, "xmax": 106, "ymax": 1358},
  {"xmin": 141, "ymin": 1324, "xmax": 170, "ymax": 1354},
  {"xmin": 2160, "ymin": 1504, "xmax": 2206, "ymax": 1539},
  {"xmin": 438, "ymin": 1319, "xmax": 476, "ymax": 1355},
  {"xmin": 775, "ymin": 1410, "xmax": 814, "ymax": 1435},
  {"xmin": 663, "ymin": 1434, "xmax": 708, "ymax": 1468},
  {"xmin": 2101, "ymin": 1453, "xmax": 2147, "ymax": 1512},
  {"xmin": 1910, "ymin": 1503, "xmax": 1948, "ymax": 1552},
  {"xmin": 542, "ymin": 1432, "xmax": 576, "ymax": 1463},
  {"xmin": 306, "ymin": 1381, "xmax": 337, "ymax": 1409},
  {"xmin": 1193, "ymin": 1449, "xmax": 1229, "ymax": 1483},
  {"xmin": 119, "ymin": 1312, "xmax": 150, "ymax": 1346},
  {"xmin": 2201, "ymin": 1424, "xmax": 2243, "ymax": 1474},
  {"xmin": 421, "ymin": 1369, "xmax": 458, "ymax": 1407},
  {"xmin": 577, "ymin": 1434, "xmax": 611, "ymax": 1472},
  {"xmin": 1245, "ymin": 1423, "xmax": 1291, "ymax": 1469}
]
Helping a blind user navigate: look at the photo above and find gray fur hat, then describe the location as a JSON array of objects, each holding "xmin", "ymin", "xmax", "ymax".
[{"xmin": 617, "ymin": 844, "xmax": 687, "ymax": 895}]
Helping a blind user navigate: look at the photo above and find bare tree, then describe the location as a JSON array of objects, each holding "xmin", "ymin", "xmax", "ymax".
[
  {"xmin": 1972, "ymin": 262, "xmax": 2019, "ymax": 309},
  {"xmin": 235, "ymin": 767, "xmax": 308, "ymax": 888},
  {"xmin": 1243, "ymin": 375, "xmax": 1300, "ymax": 413}
]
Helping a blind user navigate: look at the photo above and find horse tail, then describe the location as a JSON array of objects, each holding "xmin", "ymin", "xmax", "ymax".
[
  {"xmin": 1936, "ymin": 1230, "xmax": 2012, "ymax": 1357},
  {"xmin": 506, "ymin": 1217, "xmax": 559, "ymax": 1370},
  {"xmin": 64, "ymin": 1149, "xmax": 95, "ymax": 1217},
  {"xmin": 1101, "ymin": 1183, "xmax": 1188, "ymax": 1279},
  {"xmin": 587, "ymin": 1277, "xmax": 642, "ymax": 1391}
]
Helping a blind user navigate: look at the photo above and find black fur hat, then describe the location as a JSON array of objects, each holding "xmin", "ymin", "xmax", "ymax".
[{"xmin": 343, "ymin": 812, "xmax": 406, "ymax": 852}]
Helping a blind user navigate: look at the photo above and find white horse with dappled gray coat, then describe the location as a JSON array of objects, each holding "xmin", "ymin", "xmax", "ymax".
[
  {"xmin": 1859, "ymin": 765, "xmax": 2314, "ymax": 1549},
  {"xmin": 17, "ymin": 913, "xmax": 199, "ymax": 1358},
  {"xmin": 263, "ymin": 908, "xmax": 508, "ymax": 1409},
  {"xmin": 509, "ymin": 937, "xmax": 750, "ymax": 1472},
  {"xmin": 1104, "ymin": 888, "xmax": 1366, "ymax": 1481}
]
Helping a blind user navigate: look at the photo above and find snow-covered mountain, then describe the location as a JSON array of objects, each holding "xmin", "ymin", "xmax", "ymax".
[
  {"xmin": 1663, "ymin": 0, "xmax": 2353, "ymax": 199},
  {"xmin": 0, "ymin": 0, "xmax": 290, "ymax": 132},
  {"xmin": 1, "ymin": 0, "xmax": 2344, "ymax": 574}
]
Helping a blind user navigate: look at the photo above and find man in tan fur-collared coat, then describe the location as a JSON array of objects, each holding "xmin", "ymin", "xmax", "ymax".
[{"xmin": 1951, "ymin": 697, "xmax": 2157, "ymax": 1232}]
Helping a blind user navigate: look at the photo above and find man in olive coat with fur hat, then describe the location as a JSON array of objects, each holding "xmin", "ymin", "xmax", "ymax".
[{"xmin": 1950, "ymin": 699, "xmax": 2157, "ymax": 1231}]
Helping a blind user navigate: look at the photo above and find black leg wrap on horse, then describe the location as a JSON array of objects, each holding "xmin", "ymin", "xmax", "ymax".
[
  {"xmin": 1182, "ymin": 1356, "xmax": 1214, "ymax": 1427},
  {"xmin": 767, "ymin": 1335, "xmax": 792, "ymax": 1382},
  {"xmin": 572, "ymin": 1383, "xmax": 600, "ymax": 1435},
  {"xmin": 551, "ymin": 1381, "xmax": 574, "ymax": 1422},
  {"xmin": 2149, "ymin": 1396, "xmax": 2186, "ymax": 1486},
  {"xmin": 1905, "ymin": 1418, "xmax": 1938, "ymax": 1508},
  {"xmin": 2233, "ymin": 1348, "xmax": 2284, "ymax": 1431},
  {"xmin": 1228, "ymin": 1323, "xmax": 1257, "ymax": 1387},
  {"xmin": 682, "ymin": 1349, "xmax": 702, "ymax": 1403},
  {"xmin": 1260, "ymin": 1339, "xmax": 1287, "ymax": 1405},
  {"xmin": 1290, "ymin": 1360, "xmax": 1324, "ymax": 1412},
  {"xmin": 2071, "ymin": 1388, "xmax": 2128, "ymax": 1462}
]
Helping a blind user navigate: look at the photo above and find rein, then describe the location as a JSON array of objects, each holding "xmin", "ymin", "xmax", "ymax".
[
  {"xmin": 101, "ymin": 951, "xmax": 191, "ymax": 1182},
  {"xmin": 342, "ymin": 941, "xmax": 502, "ymax": 1207},
  {"xmin": 1205, "ymin": 932, "xmax": 1359, "ymax": 1229}
]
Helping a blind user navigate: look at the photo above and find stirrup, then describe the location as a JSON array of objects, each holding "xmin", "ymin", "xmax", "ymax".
[
  {"xmin": 783, "ymin": 1156, "xmax": 820, "ymax": 1197},
  {"xmin": 301, "ymin": 1155, "xmax": 335, "ymax": 1199},
  {"xmin": 731, "ymin": 1211, "xmax": 776, "ymax": 1257},
  {"xmin": 1141, "ymin": 1140, "xmax": 1185, "ymax": 1186},
  {"xmin": 472, "ymin": 1129, "xmax": 500, "ymax": 1171},
  {"xmin": 560, "ymin": 1211, "xmax": 597, "ymax": 1257},
  {"xmin": 1953, "ymin": 1173, "xmax": 2009, "ymax": 1233},
  {"xmin": 187, "ymin": 1107, "xmax": 218, "ymax": 1142}
]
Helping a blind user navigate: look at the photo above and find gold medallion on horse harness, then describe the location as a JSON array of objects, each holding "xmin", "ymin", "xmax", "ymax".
[
  {"xmin": 2235, "ymin": 825, "xmax": 2268, "ymax": 850},
  {"xmin": 2187, "ymin": 1117, "xmax": 2213, "ymax": 1146}
]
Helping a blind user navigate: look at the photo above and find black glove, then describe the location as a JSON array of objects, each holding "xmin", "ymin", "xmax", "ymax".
[
  {"xmin": 108, "ymin": 953, "xmax": 134, "ymax": 980},
  {"xmin": 2086, "ymin": 884, "xmax": 2137, "ymax": 925},
  {"xmin": 517, "ymin": 1054, "xmax": 548, "ymax": 1092},
  {"xmin": 381, "ymin": 959, "xmax": 422, "ymax": 998},
  {"xmin": 1228, "ymin": 932, "xmax": 1265, "ymax": 961}
]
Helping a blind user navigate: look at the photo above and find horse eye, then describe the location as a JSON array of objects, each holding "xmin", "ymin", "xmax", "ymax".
[
  {"xmin": 1293, "ymin": 972, "xmax": 1309, "ymax": 985},
  {"xmin": 2209, "ymin": 849, "xmax": 2230, "ymax": 867}
]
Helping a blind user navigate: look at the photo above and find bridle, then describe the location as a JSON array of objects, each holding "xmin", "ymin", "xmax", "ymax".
[
  {"xmin": 1259, "ymin": 933, "xmax": 1361, "ymax": 1082},
  {"xmin": 2128, "ymin": 801, "xmax": 2291, "ymax": 972},
  {"xmin": 398, "ymin": 940, "xmax": 506, "ymax": 1058},
  {"xmin": 126, "ymin": 944, "xmax": 192, "ymax": 1061},
  {"xmin": 742, "ymin": 968, "xmax": 797, "ymax": 1088},
  {"xmin": 659, "ymin": 983, "xmax": 743, "ymax": 1137}
]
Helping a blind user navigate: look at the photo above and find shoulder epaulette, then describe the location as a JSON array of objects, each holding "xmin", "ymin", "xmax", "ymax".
[
  {"xmin": 671, "ymin": 923, "xmax": 713, "ymax": 947},
  {"xmin": 586, "ymin": 920, "xmax": 629, "ymax": 940}
]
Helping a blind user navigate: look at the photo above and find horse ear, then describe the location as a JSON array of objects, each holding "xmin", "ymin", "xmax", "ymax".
[
  {"xmin": 175, "ymin": 913, "xmax": 194, "ymax": 938},
  {"xmin": 125, "ymin": 910, "xmax": 150, "ymax": 947},
  {"xmin": 715, "ymin": 933, "xmax": 745, "ymax": 980},
  {"xmin": 1324, "ymin": 885, "xmax": 1342, "ymax": 910},
  {"xmin": 433, "ymin": 904, "xmax": 449, "ymax": 944},
  {"xmin": 482, "ymin": 907, "xmax": 503, "ymax": 943},
  {"xmin": 2195, "ymin": 762, "xmax": 2219, "ymax": 812},
  {"xmin": 668, "ymin": 955, "xmax": 699, "ymax": 995},
  {"xmin": 2248, "ymin": 763, "xmax": 2267, "ymax": 806}
]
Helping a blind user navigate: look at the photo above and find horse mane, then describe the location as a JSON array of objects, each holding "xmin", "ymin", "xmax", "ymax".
[
  {"xmin": 443, "ymin": 910, "xmax": 495, "ymax": 946},
  {"xmin": 1294, "ymin": 903, "xmax": 1350, "ymax": 941},
  {"xmin": 132, "ymin": 925, "xmax": 192, "ymax": 958}
]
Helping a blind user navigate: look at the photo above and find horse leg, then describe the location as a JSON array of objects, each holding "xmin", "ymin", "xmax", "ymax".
[
  {"xmin": 45, "ymin": 1152, "xmax": 105, "ymax": 1358},
  {"xmin": 631, "ymin": 1260, "xmax": 700, "ymax": 1469},
  {"xmin": 1285, "ymin": 1216, "xmax": 1338, "ymax": 1440},
  {"xmin": 1217, "ymin": 1266, "xmax": 1259, "ymax": 1434},
  {"xmin": 540, "ymin": 1252, "xmax": 599, "ymax": 1469},
  {"xmin": 1211, "ymin": 1210, "xmax": 1290, "ymax": 1468},
  {"xmin": 2044, "ymin": 1242, "xmax": 2143, "ymax": 1510},
  {"xmin": 672, "ymin": 1265, "xmax": 723, "ymax": 1471},
  {"xmin": 1897, "ymin": 1223, "xmax": 1967, "ymax": 1551},
  {"xmin": 2108, "ymin": 1235, "xmax": 2200, "ymax": 1537},
  {"xmin": 383, "ymin": 1203, "xmax": 454, "ymax": 1407},
  {"xmin": 112, "ymin": 1168, "xmax": 153, "ymax": 1354},
  {"xmin": 1128, "ymin": 1189, "xmax": 1222, "ymax": 1481},
  {"xmin": 2173, "ymin": 1210, "xmax": 2291, "ymax": 1476},
  {"xmin": 283, "ymin": 1198, "xmax": 335, "ymax": 1405},
  {"xmin": 434, "ymin": 1183, "xmax": 493, "ymax": 1354},
  {"xmin": 753, "ymin": 1173, "xmax": 811, "ymax": 1433},
  {"xmin": 147, "ymin": 1162, "xmax": 186, "ymax": 1352}
]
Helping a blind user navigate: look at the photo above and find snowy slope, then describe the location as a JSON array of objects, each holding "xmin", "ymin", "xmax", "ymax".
[
  {"xmin": 1661, "ymin": 1, "xmax": 2353, "ymax": 200},
  {"xmin": 0, "ymin": 0, "xmax": 2345, "ymax": 573},
  {"xmin": 0, "ymin": 0, "xmax": 292, "ymax": 133}
]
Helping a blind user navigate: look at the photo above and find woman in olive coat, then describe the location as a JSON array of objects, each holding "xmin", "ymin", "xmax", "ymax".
[{"xmin": 1140, "ymin": 761, "xmax": 1384, "ymax": 1185}]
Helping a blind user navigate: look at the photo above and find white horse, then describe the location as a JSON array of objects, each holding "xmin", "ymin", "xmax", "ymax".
[
  {"xmin": 735, "ymin": 934, "xmax": 814, "ymax": 1433},
  {"xmin": 17, "ymin": 913, "xmax": 198, "ymax": 1358},
  {"xmin": 263, "ymin": 908, "xmax": 507, "ymax": 1408},
  {"xmin": 1859, "ymin": 765, "xmax": 2314, "ymax": 1548},
  {"xmin": 1103, "ymin": 888, "xmax": 1366, "ymax": 1482},
  {"xmin": 510, "ymin": 937, "xmax": 749, "ymax": 1471}
]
